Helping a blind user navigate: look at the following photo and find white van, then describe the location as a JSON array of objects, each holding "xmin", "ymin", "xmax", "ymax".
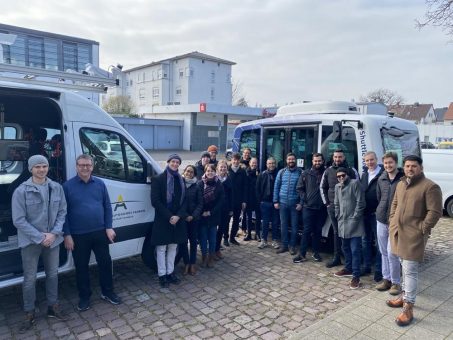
[
  {"xmin": 0, "ymin": 80, "xmax": 162, "ymax": 288},
  {"xmin": 422, "ymin": 149, "xmax": 453, "ymax": 217}
]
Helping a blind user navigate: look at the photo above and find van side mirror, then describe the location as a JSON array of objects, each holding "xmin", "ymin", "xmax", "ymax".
[{"xmin": 146, "ymin": 162, "xmax": 154, "ymax": 183}]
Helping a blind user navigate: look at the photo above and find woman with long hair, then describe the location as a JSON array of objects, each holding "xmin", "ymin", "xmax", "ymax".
[{"xmin": 198, "ymin": 164, "xmax": 224, "ymax": 268}]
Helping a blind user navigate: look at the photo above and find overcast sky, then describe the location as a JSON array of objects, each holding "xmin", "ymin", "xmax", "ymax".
[{"xmin": 3, "ymin": 0, "xmax": 452, "ymax": 108}]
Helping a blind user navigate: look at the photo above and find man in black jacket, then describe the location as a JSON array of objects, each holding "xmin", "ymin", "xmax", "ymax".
[
  {"xmin": 294, "ymin": 153, "xmax": 327, "ymax": 263},
  {"xmin": 360, "ymin": 151, "xmax": 384, "ymax": 282},
  {"xmin": 320, "ymin": 149, "xmax": 359, "ymax": 268},
  {"xmin": 228, "ymin": 153, "xmax": 247, "ymax": 245},
  {"xmin": 256, "ymin": 157, "xmax": 280, "ymax": 249}
]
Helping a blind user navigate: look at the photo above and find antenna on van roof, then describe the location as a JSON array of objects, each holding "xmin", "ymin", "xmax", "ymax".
[{"xmin": 0, "ymin": 63, "xmax": 118, "ymax": 93}]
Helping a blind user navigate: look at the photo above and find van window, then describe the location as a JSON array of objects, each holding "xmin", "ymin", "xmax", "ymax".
[
  {"xmin": 321, "ymin": 125, "xmax": 358, "ymax": 169},
  {"xmin": 239, "ymin": 128, "xmax": 260, "ymax": 158},
  {"xmin": 264, "ymin": 128, "xmax": 286, "ymax": 170},
  {"xmin": 381, "ymin": 127, "xmax": 420, "ymax": 167},
  {"xmin": 80, "ymin": 128, "xmax": 145, "ymax": 183}
]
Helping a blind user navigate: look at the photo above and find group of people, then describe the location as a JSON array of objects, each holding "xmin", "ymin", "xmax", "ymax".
[{"xmin": 12, "ymin": 145, "xmax": 443, "ymax": 332}]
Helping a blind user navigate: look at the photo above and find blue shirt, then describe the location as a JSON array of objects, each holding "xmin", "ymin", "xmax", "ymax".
[{"xmin": 63, "ymin": 176, "xmax": 113, "ymax": 235}]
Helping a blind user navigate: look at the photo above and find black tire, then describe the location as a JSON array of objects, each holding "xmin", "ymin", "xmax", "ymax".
[{"xmin": 447, "ymin": 199, "xmax": 453, "ymax": 218}]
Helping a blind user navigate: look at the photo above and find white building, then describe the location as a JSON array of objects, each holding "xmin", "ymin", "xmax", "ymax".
[{"xmin": 107, "ymin": 52, "xmax": 262, "ymax": 151}]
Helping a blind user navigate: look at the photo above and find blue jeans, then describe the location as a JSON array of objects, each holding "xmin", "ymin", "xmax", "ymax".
[
  {"xmin": 279, "ymin": 202, "xmax": 299, "ymax": 248},
  {"xmin": 376, "ymin": 221, "xmax": 400, "ymax": 284},
  {"xmin": 342, "ymin": 237, "xmax": 362, "ymax": 279},
  {"xmin": 299, "ymin": 206, "xmax": 327, "ymax": 256},
  {"xmin": 401, "ymin": 259, "xmax": 419, "ymax": 304},
  {"xmin": 21, "ymin": 244, "xmax": 60, "ymax": 312},
  {"xmin": 260, "ymin": 201, "xmax": 280, "ymax": 242},
  {"xmin": 362, "ymin": 213, "xmax": 382, "ymax": 274},
  {"xmin": 199, "ymin": 224, "xmax": 217, "ymax": 255}
]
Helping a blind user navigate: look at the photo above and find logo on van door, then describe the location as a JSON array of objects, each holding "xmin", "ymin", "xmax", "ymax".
[{"xmin": 113, "ymin": 195, "xmax": 127, "ymax": 211}]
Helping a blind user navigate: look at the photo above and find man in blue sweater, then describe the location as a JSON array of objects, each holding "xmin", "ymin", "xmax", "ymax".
[
  {"xmin": 273, "ymin": 153, "xmax": 302, "ymax": 255},
  {"xmin": 63, "ymin": 154, "xmax": 121, "ymax": 311}
]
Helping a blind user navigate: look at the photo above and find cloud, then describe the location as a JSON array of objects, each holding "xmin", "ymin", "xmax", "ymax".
[{"xmin": 2, "ymin": 0, "xmax": 452, "ymax": 107}]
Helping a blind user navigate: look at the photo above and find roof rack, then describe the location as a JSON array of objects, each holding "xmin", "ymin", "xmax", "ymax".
[{"xmin": 0, "ymin": 63, "xmax": 118, "ymax": 93}]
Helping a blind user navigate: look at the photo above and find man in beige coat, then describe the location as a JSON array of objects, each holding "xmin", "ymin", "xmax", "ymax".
[{"xmin": 387, "ymin": 155, "xmax": 442, "ymax": 326}]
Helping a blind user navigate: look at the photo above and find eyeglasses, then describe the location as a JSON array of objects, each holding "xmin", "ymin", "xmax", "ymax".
[
  {"xmin": 336, "ymin": 174, "xmax": 346, "ymax": 179},
  {"xmin": 77, "ymin": 163, "xmax": 93, "ymax": 168}
]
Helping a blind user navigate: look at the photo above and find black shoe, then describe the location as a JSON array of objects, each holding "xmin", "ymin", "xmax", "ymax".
[
  {"xmin": 19, "ymin": 312, "xmax": 35, "ymax": 333},
  {"xmin": 101, "ymin": 292, "xmax": 122, "ymax": 305},
  {"xmin": 312, "ymin": 253, "xmax": 323, "ymax": 262},
  {"xmin": 293, "ymin": 255, "xmax": 306, "ymax": 263},
  {"xmin": 326, "ymin": 258, "xmax": 342, "ymax": 268},
  {"xmin": 159, "ymin": 275, "xmax": 169, "ymax": 288},
  {"xmin": 223, "ymin": 239, "xmax": 230, "ymax": 247},
  {"xmin": 276, "ymin": 247, "xmax": 289, "ymax": 254},
  {"xmin": 244, "ymin": 235, "xmax": 252, "ymax": 241},
  {"xmin": 230, "ymin": 238, "xmax": 240, "ymax": 246},
  {"xmin": 77, "ymin": 299, "xmax": 90, "ymax": 312},
  {"xmin": 166, "ymin": 272, "xmax": 181, "ymax": 285},
  {"xmin": 290, "ymin": 247, "xmax": 297, "ymax": 255},
  {"xmin": 47, "ymin": 304, "xmax": 68, "ymax": 321}
]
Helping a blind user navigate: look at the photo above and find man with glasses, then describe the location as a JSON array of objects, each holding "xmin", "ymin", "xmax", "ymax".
[
  {"xmin": 332, "ymin": 167, "xmax": 365, "ymax": 290},
  {"xmin": 63, "ymin": 154, "xmax": 121, "ymax": 312}
]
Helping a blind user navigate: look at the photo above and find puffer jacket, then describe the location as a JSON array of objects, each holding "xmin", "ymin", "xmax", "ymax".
[
  {"xmin": 256, "ymin": 169, "xmax": 278, "ymax": 203},
  {"xmin": 375, "ymin": 168, "xmax": 404, "ymax": 224},
  {"xmin": 273, "ymin": 167, "xmax": 302, "ymax": 205},
  {"xmin": 12, "ymin": 177, "xmax": 67, "ymax": 248},
  {"xmin": 185, "ymin": 180, "xmax": 203, "ymax": 220}
]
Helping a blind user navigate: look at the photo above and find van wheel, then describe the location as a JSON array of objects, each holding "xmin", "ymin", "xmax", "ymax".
[{"xmin": 447, "ymin": 199, "xmax": 453, "ymax": 218}]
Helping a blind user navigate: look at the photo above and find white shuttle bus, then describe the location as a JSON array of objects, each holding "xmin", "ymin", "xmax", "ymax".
[
  {"xmin": 0, "ymin": 80, "xmax": 162, "ymax": 289},
  {"xmin": 232, "ymin": 101, "xmax": 421, "ymax": 176},
  {"xmin": 231, "ymin": 101, "xmax": 421, "ymax": 243}
]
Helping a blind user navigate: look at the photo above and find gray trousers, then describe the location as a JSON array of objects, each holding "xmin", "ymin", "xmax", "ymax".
[
  {"xmin": 156, "ymin": 244, "xmax": 177, "ymax": 277},
  {"xmin": 21, "ymin": 244, "xmax": 60, "ymax": 312}
]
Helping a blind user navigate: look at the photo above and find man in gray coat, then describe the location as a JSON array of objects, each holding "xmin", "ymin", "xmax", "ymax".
[
  {"xmin": 12, "ymin": 155, "xmax": 67, "ymax": 332},
  {"xmin": 333, "ymin": 167, "xmax": 365, "ymax": 289}
]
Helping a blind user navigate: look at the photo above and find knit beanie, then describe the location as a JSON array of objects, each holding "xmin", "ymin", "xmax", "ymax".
[
  {"xmin": 167, "ymin": 153, "xmax": 182, "ymax": 163},
  {"xmin": 28, "ymin": 155, "xmax": 49, "ymax": 172},
  {"xmin": 207, "ymin": 145, "xmax": 218, "ymax": 153}
]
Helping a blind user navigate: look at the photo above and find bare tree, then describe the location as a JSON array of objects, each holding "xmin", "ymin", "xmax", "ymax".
[
  {"xmin": 416, "ymin": 0, "xmax": 453, "ymax": 36},
  {"xmin": 232, "ymin": 78, "xmax": 248, "ymax": 107},
  {"xmin": 359, "ymin": 88, "xmax": 405, "ymax": 106},
  {"xmin": 102, "ymin": 95, "xmax": 136, "ymax": 116}
]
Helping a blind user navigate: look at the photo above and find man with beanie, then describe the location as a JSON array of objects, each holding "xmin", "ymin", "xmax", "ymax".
[
  {"xmin": 195, "ymin": 152, "xmax": 211, "ymax": 180},
  {"xmin": 207, "ymin": 145, "xmax": 218, "ymax": 166},
  {"xmin": 12, "ymin": 155, "xmax": 68, "ymax": 332},
  {"xmin": 150, "ymin": 153, "xmax": 188, "ymax": 288},
  {"xmin": 63, "ymin": 154, "xmax": 122, "ymax": 312}
]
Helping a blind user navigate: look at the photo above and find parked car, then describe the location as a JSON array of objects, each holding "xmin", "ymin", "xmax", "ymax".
[
  {"xmin": 225, "ymin": 148, "xmax": 233, "ymax": 160},
  {"xmin": 420, "ymin": 141, "xmax": 436, "ymax": 149}
]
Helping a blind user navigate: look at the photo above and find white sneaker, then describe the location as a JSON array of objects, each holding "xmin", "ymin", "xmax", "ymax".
[
  {"xmin": 272, "ymin": 241, "xmax": 280, "ymax": 249},
  {"xmin": 258, "ymin": 241, "xmax": 268, "ymax": 249}
]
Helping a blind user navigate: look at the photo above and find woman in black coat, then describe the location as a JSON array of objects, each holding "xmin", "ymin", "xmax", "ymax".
[
  {"xmin": 181, "ymin": 165, "xmax": 203, "ymax": 275},
  {"xmin": 215, "ymin": 160, "xmax": 233, "ymax": 258},
  {"xmin": 198, "ymin": 164, "xmax": 224, "ymax": 268},
  {"xmin": 150, "ymin": 154, "xmax": 187, "ymax": 288}
]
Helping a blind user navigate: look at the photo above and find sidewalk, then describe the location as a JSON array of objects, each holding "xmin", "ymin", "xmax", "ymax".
[{"xmin": 290, "ymin": 253, "xmax": 453, "ymax": 339}]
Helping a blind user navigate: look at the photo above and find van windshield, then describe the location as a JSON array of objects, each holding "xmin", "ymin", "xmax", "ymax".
[{"xmin": 381, "ymin": 127, "xmax": 420, "ymax": 166}]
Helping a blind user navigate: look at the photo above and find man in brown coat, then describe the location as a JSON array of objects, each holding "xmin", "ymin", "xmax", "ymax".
[{"xmin": 386, "ymin": 155, "xmax": 442, "ymax": 326}]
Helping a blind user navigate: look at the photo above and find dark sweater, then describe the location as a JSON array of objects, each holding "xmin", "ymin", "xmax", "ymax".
[{"xmin": 63, "ymin": 176, "xmax": 112, "ymax": 235}]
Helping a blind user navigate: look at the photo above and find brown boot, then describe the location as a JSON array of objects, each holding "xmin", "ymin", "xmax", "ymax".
[
  {"xmin": 386, "ymin": 293, "xmax": 404, "ymax": 308},
  {"xmin": 395, "ymin": 302, "xmax": 414, "ymax": 326},
  {"xmin": 183, "ymin": 264, "xmax": 190, "ymax": 275},
  {"xmin": 19, "ymin": 312, "xmax": 35, "ymax": 333},
  {"xmin": 189, "ymin": 264, "xmax": 197, "ymax": 275},
  {"xmin": 207, "ymin": 254, "xmax": 215, "ymax": 268},
  {"xmin": 201, "ymin": 255, "xmax": 208, "ymax": 268},
  {"xmin": 215, "ymin": 250, "xmax": 224, "ymax": 260}
]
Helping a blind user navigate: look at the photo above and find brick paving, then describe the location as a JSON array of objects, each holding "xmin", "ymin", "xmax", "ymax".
[{"xmin": 0, "ymin": 217, "xmax": 452, "ymax": 339}]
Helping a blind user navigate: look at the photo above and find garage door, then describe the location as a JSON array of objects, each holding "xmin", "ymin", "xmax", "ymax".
[
  {"xmin": 156, "ymin": 126, "xmax": 181, "ymax": 149},
  {"xmin": 127, "ymin": 125, "xmax": 154, "ymax": 150}
]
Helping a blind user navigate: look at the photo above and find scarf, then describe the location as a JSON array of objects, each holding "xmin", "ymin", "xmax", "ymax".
[
  {"xmin": 166, "ymin": 166, "xmax": 185, "ymax": 207},
  {"xmin": 202, "ymin": 174, "xmax": 218, "ymax": 204},
  {"xmin": 230, "ymin": 164, "xmax": 240, "ymax": 173},
  {"xmin": 184, "ymin": 176, "xmax": 198, "ymax": 188}
]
